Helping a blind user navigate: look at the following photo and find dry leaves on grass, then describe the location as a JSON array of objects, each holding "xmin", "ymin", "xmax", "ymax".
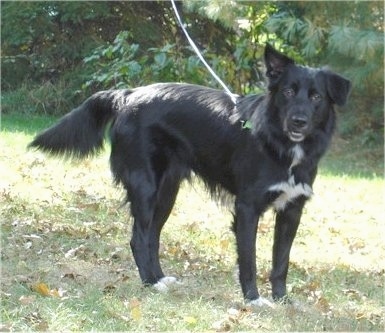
[
  {"xmin": 31, "ymin": 282, "xmax": 65, "ymax": 298},
  {"xmin": 211, "ymin": 306, "xmax": 270, "ymax": 332},
  {"xmin": 129, "ymin": 297, "xmax": 142, "ymax": 321}
]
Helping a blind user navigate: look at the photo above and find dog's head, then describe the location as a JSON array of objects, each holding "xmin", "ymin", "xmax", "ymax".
[{"xmin": 264, "ymin": 44, "xmax": 351, "ymax": 142}]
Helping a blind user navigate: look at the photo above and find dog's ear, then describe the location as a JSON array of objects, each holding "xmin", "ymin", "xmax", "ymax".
[
  {"xmin": 264, "ymin": 44, "xmax": 294, "ymax": 80},
  {"xmin": 324, "ymin": 71, "xmax": 352, "ymax": 106}
]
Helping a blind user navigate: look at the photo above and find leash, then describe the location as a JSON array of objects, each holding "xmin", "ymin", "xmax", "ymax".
[{"xmin": 170, "ymin": 0, "xmax": 238, "ymax": 104}]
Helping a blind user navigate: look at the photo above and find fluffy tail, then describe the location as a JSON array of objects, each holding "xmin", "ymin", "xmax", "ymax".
[{"xmin": 28, "ymin": 89, "xmax": 132, "ymax": 158}]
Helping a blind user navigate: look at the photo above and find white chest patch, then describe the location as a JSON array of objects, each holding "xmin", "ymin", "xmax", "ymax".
[
  {"xmin": 269, "ymin": 176, "xmax": 313, "ymax": 211},
  {"xmin": 268, "ymin": 145, "xmax": 312, "ymax": 211},
  {"xmin": 290, "ymin": 144, "xmax": 304, "ymax": 168}
]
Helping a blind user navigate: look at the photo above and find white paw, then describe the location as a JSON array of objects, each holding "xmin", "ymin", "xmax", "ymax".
[
  {"xmin": 153, "ymin": 276, "xmax": 178, "ymax": 292},
  {"xmin": 160, "ymin": 276, "xmax": 177, "ymax": 286},
  {"xmin": 247, "ymin": 297, "xmax": 276, "ymax": 308}
]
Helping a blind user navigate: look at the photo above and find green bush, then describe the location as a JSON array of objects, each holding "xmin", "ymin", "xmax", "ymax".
[
  {"xmin": 1, "ymin": 1, "xmax": 382, "ymax": 145},
  {"xmin": 83, "ymin": 31, "xmax": 219, "ymax": 90},
  {"xmin": 1, "ymin": 81, "xmax": 86, "ymax": 116}
]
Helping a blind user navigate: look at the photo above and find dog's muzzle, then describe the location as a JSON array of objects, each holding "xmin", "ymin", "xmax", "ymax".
[{"xmin": 286, "ymin": 115, "xmax": 309, "ymax": 142}]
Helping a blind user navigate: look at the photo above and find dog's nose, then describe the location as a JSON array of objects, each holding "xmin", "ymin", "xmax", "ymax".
[{"xmin": 291, "ymin": 115, "xmax": 308, "ymax": 129}]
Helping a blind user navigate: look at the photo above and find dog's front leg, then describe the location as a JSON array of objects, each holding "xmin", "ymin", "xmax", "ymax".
[
  {"xmin": 234, "ymin": 200, "xmax": 260, "ymax": 302},
  {"xmin": 270, "ymin": 197, "xmax": 306, "ymax": 301}
]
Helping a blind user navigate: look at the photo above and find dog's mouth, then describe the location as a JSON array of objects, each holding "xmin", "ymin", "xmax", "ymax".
[
  {"xmin": 288, "ymin": 130, "xmax": 305, "ymax": 142},
  {"xmin": 284, "ymin": 117, "xmax": 309, "ymax": 142}
]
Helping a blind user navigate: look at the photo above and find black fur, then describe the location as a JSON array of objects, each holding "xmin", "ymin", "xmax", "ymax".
[{"xmin": 29, "ymin": 45, "xmax": 351, "ymax": 302}]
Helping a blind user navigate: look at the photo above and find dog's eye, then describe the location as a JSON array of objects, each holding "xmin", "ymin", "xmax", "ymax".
[
  {"xmin": 310, "ymin": 93, "xmax": 322, "ymax": 102},
  {"xmin": 283, "ymin": 88, "xmax": 295, "ymax": 98}
]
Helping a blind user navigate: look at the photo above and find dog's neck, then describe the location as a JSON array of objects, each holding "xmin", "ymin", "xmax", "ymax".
[{"xmin": 289, "ymin": 144, "xmax": 304, "ymax": 169}]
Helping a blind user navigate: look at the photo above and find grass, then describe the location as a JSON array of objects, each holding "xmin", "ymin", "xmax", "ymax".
[{"xmin": 1, "ymin": 113, "xmax": 384, "ymax": 331}]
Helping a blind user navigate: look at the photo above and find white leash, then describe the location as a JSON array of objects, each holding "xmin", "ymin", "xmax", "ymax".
[{"xmin": 170, "ymin": 0, "xmax": 238, "ymax": 103}]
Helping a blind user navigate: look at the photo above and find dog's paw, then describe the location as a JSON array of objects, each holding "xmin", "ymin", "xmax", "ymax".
[
  {"xmin": 153, "ymin": 276, "xmax": 178, "ymax": 292},
  {"xmin": 247, "ymin": 297, "xmax": 276, "ymax": 308},
  {"xmin": 161, "ymin": 276, "xmax": 178, "ymax": 286}
]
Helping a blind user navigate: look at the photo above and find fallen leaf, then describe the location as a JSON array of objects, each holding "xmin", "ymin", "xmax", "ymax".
[
  {"xmin": 103, "ymin": 284, "xmax": 116, "ymax": 294},
  {"xmin": 343, "ymin": 288, "xmax": 362, "ymax": 300},
  {"xmin": 32, "ymin": 282, "xmax": 61, "ymax": 298},
  {"xmin": 32, "ymin": 283, "xmax": 50, "ymax": 297},
  {"xmin": 258, "ymin": 221, "xmax": 271, "ymax": 234},
  {"xmin": 24, "ymin": 241, "xmax": 33, "ymax": 250},
  {"xmin": 184, "ymin": 316, "xmax": 197, "ymax": 326},
  {"xmin": 349, "ymin": 238, "xmax": 366, "ymax": 253},
  {"xmin": 119, "ymin": 315, "xmax": 130, "ymax": 322},
  {"xmin": 19, "ymin": 295, "xmax": 36, "ymax": 305},
  {"xmin": 307, "ymin": 280, "xmax": 321, "ymax": 292},
  {"xmin": 227, "ymin": 306, "xmax": 246, "ymax": 324},
  {"xmin": 64, "ymin": 244, "xmax": 85, "ymax": 258},
  {"xmin": 129, "ymin": 298, "xmax": 142, "ymax": 321},
  {"xmin": 35, "ymin": 321, "xmax": 49, "ymax": 331},
  {"xmin": 50, "ymin": 288, "xmax": 61, "ymax": 298},
  {"xmin": 212, "ymin": 319, "xmax": 231, "ymax": 332},
  {"xmin": 62, "ymin": 273, "xmax": 76, "ymax": 280},
  {"xmin": 315, "ymin": 295, "xmax": 330, "ymax": 313},
  {"xmin": 0, "ymin": 323, "xmax": 12, "ymax": 332},
  {"xmin": 220, "ymin": 239, "xmax": 230, "ymax": 252},
  {"xmin": 24, "ymin": 311, "xmax": 49, "ymax": 330}
]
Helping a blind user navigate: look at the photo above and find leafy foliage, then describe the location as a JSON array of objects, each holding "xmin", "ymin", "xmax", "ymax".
[
  {"xmin": 1, "ymin": 2, "xmax": 113, "ymax": 86},
  {"xmin": 1, "ymin": 1, "xmax": 383, "ymax": 141},
  {"xmin": 83, "ymin": 31, "xmax": 209, "ymax": 89},
  {"xmin": 265, "ymin": 2, "xmax": 383, "ymax": 90}
]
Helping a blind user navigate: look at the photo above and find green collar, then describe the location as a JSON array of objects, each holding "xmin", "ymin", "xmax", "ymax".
[{"xmin": 241, "ymin": 120, "xmax": 253, "ymax": 130}]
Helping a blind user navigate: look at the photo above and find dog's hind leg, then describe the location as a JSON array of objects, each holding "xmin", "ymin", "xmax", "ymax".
[
  {"xmin": 127, "ymin": 170, "xmax": 160, "ymax": 285},
  {"xmin": 109, "ymin": 120, "xmax": 176, "ymax": 286},
  {"xmin": 110, "ymin": 121, "xmax": 188, "ymax": 289},
  {"xmin": 123, "ymin": 163, "xmax": 184, "ymax": 289},
  {"xmin": 150, "ymin": 170, "xmax": 182, "ymax": 291}
]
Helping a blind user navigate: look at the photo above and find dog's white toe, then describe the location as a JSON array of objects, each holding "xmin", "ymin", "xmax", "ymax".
[
  {"xmin": 160, "ymin": 276, "xmax": 177, "ymax": 286},
  {"xmin": 248, "ymin": 297, "xmax": 275, "ymax": 308},
  {"xmin": 153, "ymin": 276, "xmax": 178, "ymax": 292},
  {"xmin": 153, "ymin": 281, "xmax": 168, "ymax": 292}
]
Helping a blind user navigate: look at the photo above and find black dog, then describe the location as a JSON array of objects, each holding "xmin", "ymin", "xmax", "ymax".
[{"xmin": 29, "ymin": 45, "xmax": 351, "ymax": 305}]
